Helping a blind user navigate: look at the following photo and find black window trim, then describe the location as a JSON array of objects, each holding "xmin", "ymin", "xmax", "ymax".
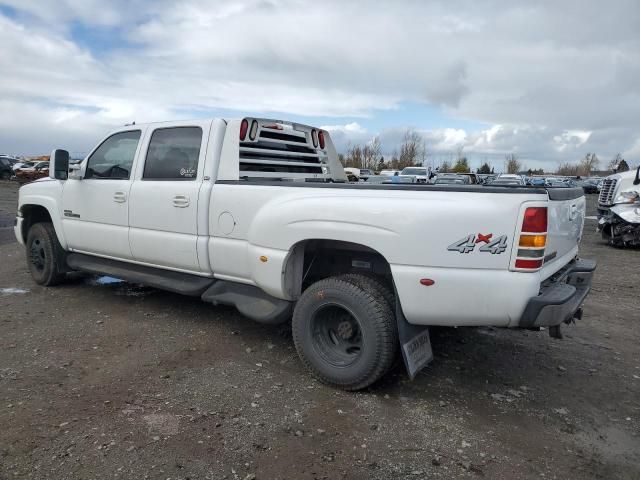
[
  {"xmin": 141, "ymin": 126, "xmax": 203, "ymax": 182},
  {"xmin": 84, "ymin": 129, "xmax": 142, "ymax": 181}
]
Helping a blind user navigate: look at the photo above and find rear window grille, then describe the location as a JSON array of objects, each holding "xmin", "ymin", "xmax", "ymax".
[
  {"xmin": 598, "ymin": 179, "xmax": 617, "ymax": 206},
  {"xmin": 241, "ymin": 141, "xmax": 316, "ymax": 154},
  {"xmin": 259, "ymin": 130, "xmax": 307, "ymax": 143},
  {"xmin": 238, "ymin": 123, "xmax": 331, "ymax": 180}
]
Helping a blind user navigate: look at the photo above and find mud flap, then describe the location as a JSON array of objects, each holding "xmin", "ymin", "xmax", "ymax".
[{"xmin": 394, "ymin": 289, "xmax": 433, "ymax": 380}]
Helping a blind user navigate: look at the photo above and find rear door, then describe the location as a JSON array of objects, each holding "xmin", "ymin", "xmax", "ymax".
[{"xmin": 128, "ymin": 121, "xmax": 211, "ymax": 273}]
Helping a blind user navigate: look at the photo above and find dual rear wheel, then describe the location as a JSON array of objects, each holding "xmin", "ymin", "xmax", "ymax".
[{"xmin": 292, "ymin": 274, "xmax": 398, "ymax": 391}]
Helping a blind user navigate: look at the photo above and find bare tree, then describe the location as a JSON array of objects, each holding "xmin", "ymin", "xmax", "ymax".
[
  {"xmin": 361, "ymin": 136, "xmax": 381, "ymax": 170},
  {"xmin": 579, "ymin": 153, "xmax": 599, "ymax": 177},
  {"xmin": 504, "ymin": 153, "xmax": 521, "ymax": 174},
  {"xmin": 439, "ymin": 160, "xmax": 452, "ymax": 173},
  {"xmin": 608, "ymin": 153, "xmax": 623, "ymax": 172},
  {"xmin": 556, "ymin": 162, "xmax": 579, "ymax": 176},
  {"xmin": 398, "ymin": 129, "xmax": 426, "ymax": 169}
]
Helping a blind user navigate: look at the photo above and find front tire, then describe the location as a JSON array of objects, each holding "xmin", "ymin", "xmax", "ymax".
[
  {"xmin": 292, "ymin": 275, "xmax": 398, "ymax": 390},
  {"xmin": 26, "ymin": 222, "xmax": 66, "ymax": 286}
]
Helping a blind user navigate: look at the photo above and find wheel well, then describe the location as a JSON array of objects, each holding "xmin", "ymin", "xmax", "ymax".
[
  {"xmin": 283, "ymin": 239, "xmax": 393, "ymax": 300},
  {"xmin": 20, "ymin": 205, "xmax": 52, "ymax": 242}
]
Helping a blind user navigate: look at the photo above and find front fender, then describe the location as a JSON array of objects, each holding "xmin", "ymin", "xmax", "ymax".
[
  {"xmin": 611, "ymin": 204, "xmax": 640, "ymax": 224},
  {"xmin": 18, "ymin": 182, "xmax": 67, "ymax": 249}
]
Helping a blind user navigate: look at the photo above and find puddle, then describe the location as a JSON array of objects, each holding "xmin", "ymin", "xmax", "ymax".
[
  {"xmin": 0, "ymin": 288, "xmax": 30, "ymax": 295},
  {"xmin": 95, "ymin": 276, "xmax": 124, "ymax": 285},
  {"xmin": 85, "ymin": 275, "xmax": 155, "ymax": 297}
]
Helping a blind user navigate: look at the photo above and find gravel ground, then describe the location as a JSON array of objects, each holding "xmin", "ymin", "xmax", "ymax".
[{"xmin": 0, "ymin": 180, "xmax": 639, "ymax": 479}]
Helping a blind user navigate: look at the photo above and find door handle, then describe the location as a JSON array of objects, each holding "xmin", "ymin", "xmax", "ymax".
[
  {"xmin": 172, "ymin": 195, "xmax": 190, "ymax": 208},
  {"xmin": 113, "ymin": 191, "xmax": 127, "ymax": 203}
]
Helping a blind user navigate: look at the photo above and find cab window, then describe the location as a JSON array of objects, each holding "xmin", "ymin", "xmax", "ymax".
[
  {"xmin": 85, "ymin": 130, "xmax": 141, "ymax": 179},
  {"xmin": 143, "ymin": 127, "xmax": 202, "ymax": 180}
]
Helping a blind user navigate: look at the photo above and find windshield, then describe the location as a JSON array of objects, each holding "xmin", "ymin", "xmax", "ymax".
[{"xmin": 401, "ymin": 168, "xmax": 426, "ymax": 176}]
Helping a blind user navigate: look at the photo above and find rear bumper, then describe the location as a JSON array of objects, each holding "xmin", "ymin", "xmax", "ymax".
[{"xmin": 519, "ymin": 258, "xmax": 596, "ymax": 328}]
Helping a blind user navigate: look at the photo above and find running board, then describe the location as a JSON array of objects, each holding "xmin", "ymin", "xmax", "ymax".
[
  {"xmin": 66, "ymin": 253, "xmax": 214, "ymax": 296},
  {"xmin": 201, "ymin": 281, "xmax": 292, "ymax": 325}
]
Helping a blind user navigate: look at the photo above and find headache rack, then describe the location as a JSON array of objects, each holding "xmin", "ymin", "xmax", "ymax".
[{"xmin": 239, "ymin": 119, "xmax": 332, "ymax": 180}]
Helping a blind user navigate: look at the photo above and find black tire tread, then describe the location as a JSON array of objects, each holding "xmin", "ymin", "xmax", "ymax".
[
  {"xmin": 338, "ymin": 273, "xmax": 396, "ymax": 313},
  {"xmin": 26, "ymin": 222, "xmax": 66, "ymax": 286},
  {"xmin": 292, "ymin": 275, "xmax": 398, "ymax": 391}
]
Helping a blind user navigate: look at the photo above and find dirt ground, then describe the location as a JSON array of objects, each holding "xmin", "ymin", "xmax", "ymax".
[{"xmin": 0, "ymin": 180, "xmax": 638, "ymax": 479}]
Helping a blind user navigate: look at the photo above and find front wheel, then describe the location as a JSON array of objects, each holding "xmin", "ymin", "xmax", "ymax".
[
  {"xmin": 26, "ymin": 222, "xmax": 67, "ymax": 286},
  {"xmin": 292, "ymin": 275, "xmax": 398, "ymax": 390}
]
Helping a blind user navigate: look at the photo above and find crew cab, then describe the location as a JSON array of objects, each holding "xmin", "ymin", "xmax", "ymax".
[{"xmin": 15, "ymin": 117, "xmax": 596, "ymax": 390}]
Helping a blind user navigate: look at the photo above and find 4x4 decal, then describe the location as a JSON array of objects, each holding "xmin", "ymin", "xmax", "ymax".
[{"xmin": 448, "ymin": 234, "xmax": 508, "ymax": 254}]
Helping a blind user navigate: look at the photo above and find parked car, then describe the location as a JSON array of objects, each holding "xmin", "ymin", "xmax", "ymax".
[
  {"xmin": 379, "ymin": 169, "xmax": 400, "ymax": 176},
  {"xmin": 597, "ymin": 166, "xmax": 640, "ymax": 247},
  {"xmin": 0, "ymin": 157, "xmax": 14, "ymax": 180},
  {"xmin": 15, "ymin": 116, "xmax": 595, "ymax": 390},
  {"xmin": 488, "ymin": 174, "xmax": 527, "ymax": 186},
  {"xmin": 15, "ymin": 161, "xmax": 49, "ymax": 182},
  {"xmin": 12, "ymin": 161, "xmax": 33, "ymax": 172},
  {"xmin": 359, "ymin": 169, "xmax": 374, "ymax": 180},
  {"xmin": 400, "ymin": 166, "xmax": 429, "ymax": 183},
  {"xmin": 580, "ymin": 180, "xmax": 599, "ymax": 194},
  {"xmin": 529, "ymin": 177, "xmax": 546, "ymax": 187},
  {"xmin": 434, "ymin": 175, "xmax": 467, "ymax": 185},
  {"xmin": 453, "ymin": 172, "xmax": 480, "ymax": 184},
  {"xmin": 343, "ymin": 167, "xmax": 360, "ymax": 182},
  {"xmin": 545, "ymin": 179, "xmax": 570, "ymax": 188}
]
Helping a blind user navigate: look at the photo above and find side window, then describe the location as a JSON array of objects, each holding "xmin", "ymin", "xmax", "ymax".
[
  {"xmin": 85, "ymin": 130, "xmax": 141, "ymax": 179},
  {"xmin": 143, "ymin": 127, "xmax": 202, "ymax": 180}
]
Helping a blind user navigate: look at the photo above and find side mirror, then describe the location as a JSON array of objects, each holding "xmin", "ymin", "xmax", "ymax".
[{"xmin": 49, "ymin": 149, "xmax": 70, "ymax": 180}]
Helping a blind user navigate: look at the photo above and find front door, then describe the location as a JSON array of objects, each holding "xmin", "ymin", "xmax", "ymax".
[
  {"xmin": 128, "ymin": 123, "xmax": 209, "ymax": 273},
  {"xmin": 61, "ymin": 129, "xmax": 143, "ymax": 259}
]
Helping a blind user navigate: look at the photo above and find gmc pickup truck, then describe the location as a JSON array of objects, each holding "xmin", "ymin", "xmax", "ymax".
[{"xmin": 14, "ymin": 117, "xmax": 596, "ymax": 390}]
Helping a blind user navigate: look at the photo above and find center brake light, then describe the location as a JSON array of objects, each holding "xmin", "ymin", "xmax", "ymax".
[{"xmin": 515, "ymin": 207, "xmax": 547, "ymax": 270}]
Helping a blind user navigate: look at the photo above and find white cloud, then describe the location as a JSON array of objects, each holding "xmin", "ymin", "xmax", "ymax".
[{"xmin": 0, "ymin": 0, "xmax": 639, "ymax": 167}]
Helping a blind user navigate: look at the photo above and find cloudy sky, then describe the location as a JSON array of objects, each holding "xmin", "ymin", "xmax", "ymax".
[{"xmin": 1, "ymin": 0, "xmax": 639, "ymax": 170}]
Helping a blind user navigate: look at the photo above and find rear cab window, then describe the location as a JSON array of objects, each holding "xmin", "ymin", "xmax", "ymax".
[{"xmin": 142, "ymin": 127, "xmax": 202, "ymax": 180}]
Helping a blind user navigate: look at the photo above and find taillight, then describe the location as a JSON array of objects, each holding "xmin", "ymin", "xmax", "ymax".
[
  {"xmin": 522, "ymin": 207, "xmax": 547, "ymax": 232},
  {"xmin": 516, "ymin": 207, "xmax": 547, "ymax": 271},
  {"xmin": 239, "ymin": 119, "xmax": 249, "ymax": 141},
  {"xmin": 318, "ymin": 130, "xmax": 325, "ymax": 149},
  {"xmin": 311, "ymin": 129, "xmax": 318, "ymax": 148},
  {"xmin": 249, "ymin": 120, "xmax": 258, "ymax": 140}
]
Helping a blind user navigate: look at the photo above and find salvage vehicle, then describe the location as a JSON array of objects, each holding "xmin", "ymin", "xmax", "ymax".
[
  {"xmin": 597, "ymin": 166, "xmax": 640, "ymax": 247},
  {"xmin": 400, "ymin": 166, "xmax": 429, "ymax": 183},
  {"xmin": 16, "ymin": 161, "xmax": 49, "ymax": 182},
  {"xmin": 15, "ymin": 117, "xmax": 595, "ymax": 390},
  {"xmin": 0, "ymin": 157, "xmax": 14, "ymax": 180}
]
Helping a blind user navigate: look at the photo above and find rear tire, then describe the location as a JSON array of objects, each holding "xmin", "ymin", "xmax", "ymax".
[
  {"xmin": 292, "ymin": 275, "xmax": 398, "ymax": 390},
  {"xmin": 26, "ymin": 222, "xmax": 66, "ymax": 286}
]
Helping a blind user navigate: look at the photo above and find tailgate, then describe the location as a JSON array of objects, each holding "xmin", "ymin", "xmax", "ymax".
[{"xmin": 541, "ymin": 187, "xmax": 585, "ymax": 279}]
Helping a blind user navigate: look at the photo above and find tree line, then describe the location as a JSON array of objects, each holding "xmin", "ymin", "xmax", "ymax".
[{"xmin": 339, "ymin": 130, "xmax": 633, "ymax": 176}]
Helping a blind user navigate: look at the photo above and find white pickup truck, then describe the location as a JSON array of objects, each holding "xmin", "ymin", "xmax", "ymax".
[{"xmin": 14, "ymin": 117, "xmax": 596, "ymax": 390}]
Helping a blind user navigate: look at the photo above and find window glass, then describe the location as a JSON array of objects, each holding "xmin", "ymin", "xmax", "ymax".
[
  {"xmin": 143, "ymin": 127, "xmax": 202, "ymax": 180},
  {"xmin": 85, "ymin": 130, "xmax": 141, "ymax": 179}
]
